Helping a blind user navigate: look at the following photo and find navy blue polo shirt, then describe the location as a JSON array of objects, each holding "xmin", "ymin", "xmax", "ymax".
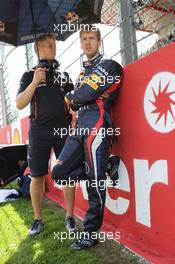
[{"xmin": 17, "ymin": 69, "xmax": 74, "ymax": 128}]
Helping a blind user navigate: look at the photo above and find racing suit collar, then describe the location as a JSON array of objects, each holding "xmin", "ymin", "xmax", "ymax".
[{"xmin": 83, "ymin": 53, "xmax": 102, "ymax": 68}]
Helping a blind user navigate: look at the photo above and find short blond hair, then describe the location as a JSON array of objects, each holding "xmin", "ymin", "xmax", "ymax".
[
  {"xmin": 34, "ymin": 33, "xmax": 56, "ymax": 53},
  {"xmin": 80, "ymin": 24, "xmax": 101, "ymax": 41}
]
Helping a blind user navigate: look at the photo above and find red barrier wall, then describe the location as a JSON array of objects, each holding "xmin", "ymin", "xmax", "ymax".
[{"xmin": 1, "ymin": 43, "xmax": 175, "ymax": 263}]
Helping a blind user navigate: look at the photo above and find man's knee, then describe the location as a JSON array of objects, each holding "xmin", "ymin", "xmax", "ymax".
[{"xmin": 30, "ymin": 175, "xmax": 45, "ymax": 187}]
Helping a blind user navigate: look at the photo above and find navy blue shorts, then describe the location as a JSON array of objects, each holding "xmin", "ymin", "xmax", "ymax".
[{"xmin": 28, "ymin": 125, "xmax": 67, "ymax": 177}]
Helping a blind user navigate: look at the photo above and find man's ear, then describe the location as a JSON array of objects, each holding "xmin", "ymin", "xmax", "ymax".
[
  {"xmin": 99, "ymin": 40, "xmax": 102, "ymax": 48},
  {"xmin": 80, "ymin": 41, "xmax": 83, "ymax": 50}
]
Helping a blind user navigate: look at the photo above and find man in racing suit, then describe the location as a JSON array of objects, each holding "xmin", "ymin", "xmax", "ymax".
[{"xmin": 52, "ymin": 25, "xmax": 123, "ymax": 249}]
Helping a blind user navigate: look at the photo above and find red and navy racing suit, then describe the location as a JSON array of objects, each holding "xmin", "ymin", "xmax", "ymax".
[{"xmin": 52, "ymin": 54, "xmax": 123, "ymax": 234}]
